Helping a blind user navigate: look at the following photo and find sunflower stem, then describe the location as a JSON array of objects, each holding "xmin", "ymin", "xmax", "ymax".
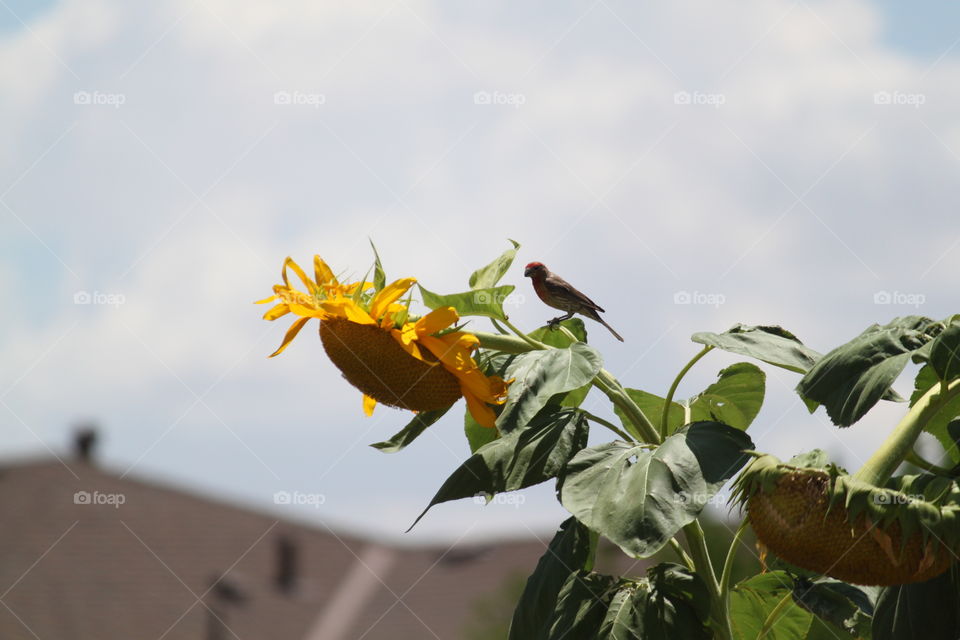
[
  {"xmin": 499, "ymin": 319, "xmax": 551, "ymax": 351},
  {"xmin": 580, "ymin": 409, "xmax": 636, "ymax": 443},
  {"xmin": 905, "ymin": 448, "xmax": 960, "ymax": 477},
  {"xmin": 853, "ymin": 377, "xmax": 960, "ymax": 486},
  {"xmin": 662, "ymin": 346, "xmax": 713, "ymax": 438},
  {"xmin": 682, "ymin": 519, "xmax": 729, "ymax": 640},
  {"xmin": 474, "ymin": 330, "xmax": 538, "ymax": 354},
  {"xmin": 718, "ymin": 518, "xmax": 750, "ymax": 623}
]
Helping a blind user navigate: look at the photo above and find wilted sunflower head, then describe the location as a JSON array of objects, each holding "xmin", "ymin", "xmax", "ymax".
[
  {"xmin": 256, "ymin": 255, "xmax": 508, "ymax": 427},
  {"xmin": 733, "ymin": 453, "xmax": 960, "ymax": 586}
]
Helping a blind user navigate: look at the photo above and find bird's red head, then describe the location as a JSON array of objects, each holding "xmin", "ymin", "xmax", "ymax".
[{"xmin": 524, "ymin": 262, "xmax": 547, "ymax": 278}]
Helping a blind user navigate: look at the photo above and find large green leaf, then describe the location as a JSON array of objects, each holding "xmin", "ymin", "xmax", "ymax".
[
  {"xmin": 547, "ymin": 571, "xmax": 619, "ymax": 639},
  {"xmin": 497, "ymin": 343, "xmax": 602, "ymax": 434},
  {"xmin": 688, "ymin": 362, "xmax": 766, "ymax": 431},
  {"xmin": 418, "ymin": 283, "xmax": 515, "ymax": 320},
  {"xmin": 792, "ymin": 578, "xmax": 874, "ymax": 638},
  {"xmin": 911, "ymin": 364, "xmax": 960, "ymax": 462},
  {"xmin": 930, "ymin": 322, "xmax": 960, "ymax": 383},
  {"xmin": 872, "ymin": 568, "xmax": 960, "ymax": 640},
  {"xmin": 369, "ymin": 407, "xmax": 450, "ymax": 453},
  {"xmin": 409, "ymin": 408, "xmax": 588, "ymax": 530},
  {"xmin": 692, "ymin": 324, "xmax": 821, "ymax": 374},
  {"xmin": 633, "ymin": 563, "xmax": 712, "ymax": 639},
  {"xmin": 529, "ymin": 318, "xmax": 588, "ymax": 347},
  {"xmin": 797, "ymin": 316, "xmax": 942, "ymax": 427},
  {"xmin": 464, "ymin": 408, "xmax": 499, "ymax": 453},
  {"xmin": 559, "ymin": 422, "xmax": 753, "ymax": 557},
  {"xmin": 615, "ymin": 389, "xmax": 685, "ymax": 436},
  {"xmin": 509, "ymin": 517, "xmax": 594, "ymax": 640},
  {"xmin": 730, "ymin": 572, "xmax": 815, "ymax": 640},
  {"xmin": 470, "ymin": 239, "xmax": 520, "ymax": 290},
  {"xmin": 529, "ymin": 320, "xmax": 593, "ymax": 406}
]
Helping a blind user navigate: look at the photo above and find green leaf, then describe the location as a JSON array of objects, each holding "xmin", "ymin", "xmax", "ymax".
[
  {"xmin": 873, "ymin": 568, "xmax": 960, "ymax": 640},
  {"xmin": 368, "ymin": 238, "xmax": 386, "ymax": 292},
  {"xmin": 547, "ymin": 572, "xmax": 619, "ymax": 639},
  {"xmin": 638, "ymin": 563, "xmax": 712, "ymax": 639},
  {"xmin": 729, "ymin": 572, "xmax": 812, "ymax": 640},
  {"xmin": 688, "ymin": 362, "xmax": 766, "ymax": 432},
  {"xmin": 418, "ymin": 284, "xmax": 515, "ymax": 320},
  {"xmin": 369, "ymin": 407, "xmax": 450, "ymax": 453},
  {"xmin": 912, "ymin": 364, "xmax": 960, "ymax": 463},
  {"xmin": 792, "ymin": 578, "xmax": 875, "ymax": 638},
  {"xmin": 465, "ymin": 409, "xmax": 499, "ymax": 453},
  {"xmin": 692, "ymin": 324, "xmax": 822, "ymax": 374},
  {"xmin": 596, "ymin": 583, "xmax": 644, "ymax": 640},
  {"xmin": 614, "ymin": 389, "xmax": 685, "ymax": 436},
  {"xmin": 797, "ymin": 316, "xmax": 941, "ymax": 427},
  {"xmin": 930, "ymin": 322, "xmax": 960, "ymax": 383},
  {"xmin": 559, "ymin": 422, "xmax": 753, "ymax": 557},
  {"xmin": 509, "ymin": 517, "xmax": 595, "ymax": 640},
  {"xmin": 470, "ymin": 239, "xmax": 520, "ymax": 290},
  {"xmin": 497, "ymin": 343, "xmax": 603, "ymax": 434},
  {"xmin": 529, "ymin": 318, "xmax": 588, "ymax": 347},
  {"xmin": 409, "ymin": 408, "xmax": 589, "ymax": 530}
]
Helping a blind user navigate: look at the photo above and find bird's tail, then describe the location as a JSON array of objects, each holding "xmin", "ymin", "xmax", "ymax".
[{"xmin": 598, "ymin": 317, "xmax": 624, "ymax": 342}]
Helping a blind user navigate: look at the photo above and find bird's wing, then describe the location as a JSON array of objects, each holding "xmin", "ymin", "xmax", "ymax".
[{"xmin": 544, "ymin": 274, "xmax": 605, "ymax": 312}]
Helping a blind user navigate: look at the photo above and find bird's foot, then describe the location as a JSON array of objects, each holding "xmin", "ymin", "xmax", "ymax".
[{"xmin": 547, "ymin": 317, "xmax": 563, "ymax": 330}]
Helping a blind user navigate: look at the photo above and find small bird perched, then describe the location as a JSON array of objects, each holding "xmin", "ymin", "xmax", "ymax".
[{"xmin": 524, "ymin": 262, "xmax": 624, "ymax": 342}]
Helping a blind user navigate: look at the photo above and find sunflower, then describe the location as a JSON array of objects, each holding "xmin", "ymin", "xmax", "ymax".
[{"xmin": 256, "ymin": 255, "xmax": 508, "ymax": 427}]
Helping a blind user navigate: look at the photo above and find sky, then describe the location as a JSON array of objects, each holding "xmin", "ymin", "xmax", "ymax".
[{"xmin": 2, "ymin": 0, "xmax": 960, "ymax": 545}]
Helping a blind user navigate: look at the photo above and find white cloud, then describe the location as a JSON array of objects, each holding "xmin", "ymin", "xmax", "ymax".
[{"xmin": 2, "ymin": 0, "xmax": 959, "ymax": 538}]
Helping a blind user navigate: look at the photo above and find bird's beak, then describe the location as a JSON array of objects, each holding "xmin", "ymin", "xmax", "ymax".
[{"xmin": 523, "ymin": 266, "xmax": 532, "ymax": 277}]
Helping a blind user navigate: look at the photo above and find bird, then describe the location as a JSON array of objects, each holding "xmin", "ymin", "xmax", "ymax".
[{"xmin": 523, "ymin": 262, "xmax": 624, "ymax": 342}]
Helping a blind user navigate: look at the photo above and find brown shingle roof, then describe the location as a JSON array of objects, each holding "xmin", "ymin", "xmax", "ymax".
[{"xmin": 0, "ymin": 459, "xmax": 645, "ymax": 639}]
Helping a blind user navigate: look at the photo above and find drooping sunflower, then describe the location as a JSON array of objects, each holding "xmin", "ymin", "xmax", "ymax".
[{"xmin": 256, "ymin": 255, "xmax": 508, "ymax": 427}]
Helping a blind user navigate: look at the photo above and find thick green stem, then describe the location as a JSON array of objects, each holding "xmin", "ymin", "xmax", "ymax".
[
  {"xmin": 905, "ymin": 448, "xmax": 959, "ymax": 477},
  {"xmin": 592, "ymin": 371, "xmax": 661, "ymax": 444},
  {"xmin": 683, "ymin": 520, "xmax": 729, "ymax": 640},
  {"xmin": 580, "ymin": 409, "xmax": 635, "ymax": 443},
  {"xmin": 661, "ymin": 345, "xmax": 713, "ymax": 438},
  {"xmin": 853, "ymin": 378, "xmax": 960, "ymax": 486},
  {"xmin": 718, "ymin": 518, "xmax": 749, "ymax": 629}
]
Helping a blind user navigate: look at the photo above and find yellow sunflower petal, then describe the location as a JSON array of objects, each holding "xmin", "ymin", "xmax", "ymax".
[
  {"xmin": 288, "ymin": 303, "xmax": 327, "ymax": 319},
  {"xmin": 369, "ymin": 277, "xmax": 417, "ymax": 322},
  {"xmin": 283, "ymin": 257, "xmax": 318, "ymax": 296},
  {"xmin": 363, "ymin": 394, "xmax": 377, "ymax": 417},
  {"xmin": 320, "ymin": 299, "xmax": 376, "ymax": 325},
  {"xmin": 314, "ymin": 255, "xmax": 339, "ymax": 287},
  {"xmin": 254, "ymin": 294, "xmax": 279, "ymax": 305},
  {"xmin": 269, "ymin": 317, "xmax": 310, "ymax": 357},
  {"xmin": 463, "ymin": 388, "xmax": 497, "ymax": 428},
  {"xmin": 414, "ymin": 306, "xmax": 459, "ymax": 335},
  {"xmin": 389, "ymin": 328, "xmax": 427, "ymax": 361},
  {"xmin": 262, "ymin": 303, "xmax": 290, "ymax": 321}
]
